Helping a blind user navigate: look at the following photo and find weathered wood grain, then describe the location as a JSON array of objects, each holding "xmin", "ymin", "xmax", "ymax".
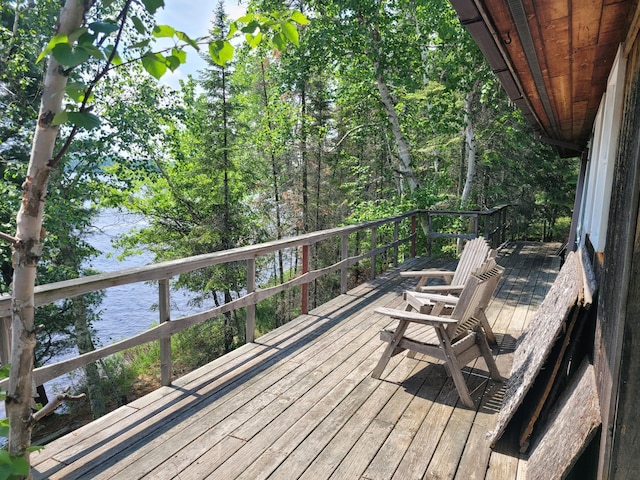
[
  {"xmin": 489, "ymin": 251, "xmax": 580, "ymax": 446},
  {"xmin": 526, "ymin": 360, "xmax": 601, "ymax": 480}
]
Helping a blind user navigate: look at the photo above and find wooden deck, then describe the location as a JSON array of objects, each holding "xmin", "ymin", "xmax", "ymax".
[{"xmin": 31, "ymin": 242, "xmax": 561, "ymax": 480}]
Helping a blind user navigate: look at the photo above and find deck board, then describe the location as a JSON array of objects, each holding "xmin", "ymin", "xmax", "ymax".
[{"xmin": 31, "ymin": 243, "xmax": 560, "ymax": 480}]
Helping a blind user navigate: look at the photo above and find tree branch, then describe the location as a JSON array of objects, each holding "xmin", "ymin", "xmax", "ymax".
[
  {"xmin": 50, "ymin": 0, "xmax": 134, "ymax": 169},
  {"xmin": 32, "ymin": 387, "xmax": 86, "ymax": 422},
  {"xmin": 0, "ymin": 232, "xmax": 18, "ymax": 245},
  {"xmin": 325, "ymin": 124, "xmax": 372, "ymax": 152}
]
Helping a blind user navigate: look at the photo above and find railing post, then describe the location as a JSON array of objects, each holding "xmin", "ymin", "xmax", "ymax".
[
  {"xmin": 502, "ymin": 207, "xmax": 508, "ymax": 243},
  {"xmin": 0, "ymin": 316, "xmax": 10, "ymax": 365},
  {"xmin": 484, "ymin": 212, "xmax": 491, "ymax": 240},
  {"xmin": 411, "ymin": 215, "xmax": 417, "ymax": 258},
  {"xmin": 393, "ymin": 221, "xmax": 399, "ymax": 267},
  {"xmin": 301, "ymin": 244, "xmax": 309, "ymax": 314},
  {"xmin": 341, "ymin": 234, "xmax": 349, "ymax": 294},
  {"xmin": 473, "ymin": 213, "xmax": 479, "ymax": 237},
  {"xmin": 427, "ymin": 213, "xmax": 433, "ymax": 257},
  {"xmin": 371, "ymin": 226, "xmax": 377, "ymax": 279},
  {"xmin": 246, "ymin": 257, "xmax": 256, "ymax": 343},
  {"xmin": 159, "ymin": 278, "xmax": 171, "ymax": 387}
]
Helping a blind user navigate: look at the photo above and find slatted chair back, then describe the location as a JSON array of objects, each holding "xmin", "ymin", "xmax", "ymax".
[
  {"xmin": 446, "ymin": 259, "xmax": 504, "ymax": 341},
  {"xmin": 449, "ymin": 237, "xmax": 493, "ymax": 287}
]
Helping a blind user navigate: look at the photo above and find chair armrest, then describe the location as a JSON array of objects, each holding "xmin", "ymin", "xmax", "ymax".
[
  {"xmin": 418, "ymin": 284, "xmax": 464, "ymax": 294},
  {"xmin": 400, "ymin": 269, "xmax": 455, "ymax": 279},
  {"xmin": 375, "ymin": 307, "xmax": 457, "ymax": 326},
  {"xmin": 405, "ymin": 291, "xmax": 460, "ymax": 306}
]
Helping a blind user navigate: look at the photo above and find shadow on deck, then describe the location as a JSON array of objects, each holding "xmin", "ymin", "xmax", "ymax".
[{"xmin": 31, "ymin": 241, "xmax": 561, "ymax": 480}]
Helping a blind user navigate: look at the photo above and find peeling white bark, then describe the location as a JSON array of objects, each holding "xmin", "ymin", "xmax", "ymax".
[
  {"xmin": 7, "ymin": 0, "xmax": 87, "ymax": 466},
  {"xmin": 460, "ymin": 90, "xmax": 477, "ymax": 209},
  {"xmin": 375, "ymin": 68, "xmax": 419, "ymax": 193}
]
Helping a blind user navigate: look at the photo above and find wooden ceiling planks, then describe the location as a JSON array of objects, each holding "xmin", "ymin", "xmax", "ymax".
[{"xmin": 470, "ymin": 0, "xmax": 633, "ymax": 153}]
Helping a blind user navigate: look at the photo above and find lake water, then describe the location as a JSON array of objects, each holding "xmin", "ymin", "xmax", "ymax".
[{"xmin": 43, "ymin": 209, "xmax": 209, "ymax": 397}]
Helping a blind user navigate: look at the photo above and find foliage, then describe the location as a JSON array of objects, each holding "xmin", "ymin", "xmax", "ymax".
[{"xmin": 0, "ymin": 365, "xmax": 39, "ymax": 480}]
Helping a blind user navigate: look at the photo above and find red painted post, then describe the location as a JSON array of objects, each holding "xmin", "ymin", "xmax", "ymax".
[
  {"xmin": 301, "ymin": 244, "xmax": 309, "ymax": 314},
  {"xmin": 411, "ymin": 215, "xmax": 417, "ymax": 258}
]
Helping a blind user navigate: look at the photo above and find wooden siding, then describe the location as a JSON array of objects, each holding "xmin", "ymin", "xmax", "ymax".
[
  {"xmin": 595, "ymin": 26, "xmax": 640, "ymax": 479},
  {"xmin": 30, "ymin": 243, "xmax": 560, "ymax": 480}
]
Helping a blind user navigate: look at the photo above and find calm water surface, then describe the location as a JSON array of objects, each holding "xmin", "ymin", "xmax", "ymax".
[{"xmin": 44, "ymin": 209, "xmax": 207, "ymax": 396}]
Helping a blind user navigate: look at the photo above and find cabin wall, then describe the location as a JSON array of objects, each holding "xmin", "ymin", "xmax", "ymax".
[
  {"xmin": 595, "ymin": 34, "xmax": 640, "ymax": 480},
  {"xmin": 577, "ymin": 46, "xmax": 627, "ymax": 252}
]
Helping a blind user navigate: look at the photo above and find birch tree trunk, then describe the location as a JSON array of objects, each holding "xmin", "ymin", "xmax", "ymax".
[
  {"xmin": 460, "ymin": 89, "xmax": 477, "ymax": 209},
  {"xmin": 374, "ymin": 70, "xmax": 419, "ymax": 193},
  {"xmin": 458, "ymin": 88, "xmax": 477, "ymax": 253},
  {"xmin": 7, "ymin": 0, "xmax": 87, "ymax": 464},
  {"xmin": 363, "ymin": 5, "xmax": 419, "ymax": 194}
]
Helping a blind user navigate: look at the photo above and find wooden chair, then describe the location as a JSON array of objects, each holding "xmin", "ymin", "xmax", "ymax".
[
  {"xmin": 400, "ymin": 236, "xmax": 494, "ymax": 295},
  {"xmin": 401, "ymin": 236, "xmax": 497, "ymax": 343},
  {"xmin": 372, "ymin": 260, "xmax": 505, "ymax": 408}
]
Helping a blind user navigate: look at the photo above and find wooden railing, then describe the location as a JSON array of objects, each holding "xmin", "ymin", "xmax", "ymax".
[
  {"xmin": 423, "ymin": 204, "xmax": 510, "ymax": 256},
  {"xmin": 0, "ymin": 205, "xmax": 510, "ymax": 391},
  {"xmin": 0, "ymin": 211, "xmax": 418, "ymax": 389}
]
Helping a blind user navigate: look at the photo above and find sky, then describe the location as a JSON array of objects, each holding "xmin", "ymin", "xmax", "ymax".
[{"xmin": 155, "ymin": 0, "xmax": 247, "ymax": 89}]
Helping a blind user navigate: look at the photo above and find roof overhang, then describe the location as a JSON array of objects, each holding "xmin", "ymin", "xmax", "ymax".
[{"xmin": 450, "ymin": 0, "xmax": 636, "ymax": 157}]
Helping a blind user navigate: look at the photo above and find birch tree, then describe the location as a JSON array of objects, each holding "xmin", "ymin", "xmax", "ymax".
[{"xmin": 6, "ymin": 0, "xmax": 88, "ymax": 463}]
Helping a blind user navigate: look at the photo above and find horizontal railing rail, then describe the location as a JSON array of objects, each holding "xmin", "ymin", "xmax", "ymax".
[
  {"xmin": 422, "ymin": 204, "xmax": 510, "ymax": 255},
  {"xmin": 0, "ymin": 211, "xmax": 419, "ymax": 388}
]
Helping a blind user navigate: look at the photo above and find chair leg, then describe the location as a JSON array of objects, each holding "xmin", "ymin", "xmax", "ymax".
[
  {"xmin": 372, "ymin": 320, "xmax": 409, "ymax": 379},
  {"xmin": 477, "ymin": 329, "xmax": 503, "ymax": 381},
  {"xmin": 436, "ymin": 327, "xmax": 475, "ymax": 408},
  {"xmin": 479, "ymin": 311, "xmax": 497, "ymax": 345}
]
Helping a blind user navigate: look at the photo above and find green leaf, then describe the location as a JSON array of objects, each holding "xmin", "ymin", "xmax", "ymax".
[
  {"xmin": 171, "ymin": 48, "xmax": 187, "ymax": 64},
  {"xmin": 291, "ymin": 11, "xmax": 309, "ymax": 25},
  {"xmin": 89, "ymin": 21, "xmax": 119, "ymax": 35},
  {"xmin": 175, "ymin": 31, "xmax": 199, "ymax": 50},
  {"xmin": 240, "ymin": 21, "xmax": 260, "ymax": 34},
  {"xmin": 0, "ymin": 464, "xmax": 11, "ymax": 479},
  {"xmin": 68, "ymin": 26, "xmax": 89, "ymax": 43},
  {"xmin": 165, "ymin": 55, "xmax": 181, "ymax": 71},
  {"xmin": 52, "ymin": 109, "xmax": 69, "ymax": 127},
  {"xmin": 65, "ymin": 82, "xmax": 93, "ymax": 103},
  {"xmin": 51, "ymin": 43, "xmax": 90, "ymax": 68},
  {"xmin": 272, "ymin": 32, "xmax": 286, "ymax": 52},
  {"xmin": 0, "ymin": 364, "xmax": 9, "ymax": 378},
  {"xmin": 37, "ymin": 33, "xmax": 68, "ymax": 63},
  {"xmin": 142, "ymin": 53, "xmax": 168, "ymax": 79},
  {"xmin": 131, "ymin": 16, "xmax": 146, "ymax": 35},
  {"xmin": 141, "ymin": 0, "xmax": 164, "ymax": 15},
  {"xmin": 0, "ymin": 450, "xmax": 10, "ymax": 465},
  {"xmin": 152, "ymin": 25, "xmax": 176, "ymax": 39},
  {"xmin": 208, "ymin": 40, "xmax": 234, "ymax": 67},
  {"xmin": 281, "ymin": 21, "xmax": 299, "ymax": 47},
  {"xmin": 128, "ymin": 39, "xmax": 151, "ymax": 50},
  {"xmin": 104, "ymin": 45, "xmax": 123, "ymax": 65},
  {"xmin": 245, "ymin": 32, "xmax": 263, "ymax": 48},
  {"xmin": 77, "ymin": 31, "xmax": 97, "ymax": 46},
  {"xmin": 67, "ymin": 111, "xmax": 101, "ymax": 130},
  {"xmin": 10, "ymin": 456, "xmax": 29, "ymax": 476},
  {"xmin": 83, "ymin": 44, "xmax": 105, "ymax": 61},
  {"xmin": 227, "ymin": 22, "xmax": 238, "ymax": 39}
]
